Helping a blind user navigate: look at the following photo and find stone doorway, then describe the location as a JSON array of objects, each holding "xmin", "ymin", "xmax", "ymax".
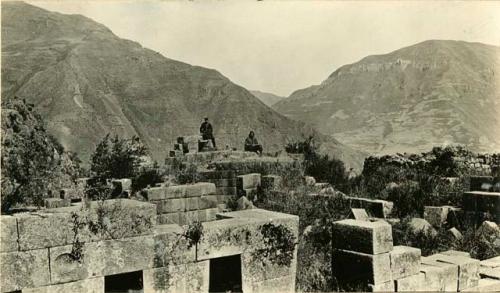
[
  {"xmin": 209, "ymin": 254, "xmax": 243, "ymax": 293},
  {"xmin": 105, "ymin": 270, "xmax": 144, "ymax": 293}
]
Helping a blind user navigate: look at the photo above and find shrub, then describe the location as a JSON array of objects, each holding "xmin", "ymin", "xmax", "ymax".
[{"xmin": 1, "ymin": 97, "xmax": 82, "ymax": 212}]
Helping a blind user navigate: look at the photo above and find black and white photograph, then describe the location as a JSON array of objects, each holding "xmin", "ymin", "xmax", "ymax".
[{"xmin": 1, "ymin": 1, "xmax": 499, "ymax": 292}]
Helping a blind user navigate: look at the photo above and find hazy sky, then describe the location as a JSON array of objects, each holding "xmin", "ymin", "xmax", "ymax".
[{"xmin": 28, "ymin": 1, "xmax": 500, "ymax": 96}]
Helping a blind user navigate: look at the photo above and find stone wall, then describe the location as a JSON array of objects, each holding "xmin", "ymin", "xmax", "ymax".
[
  {"xmin": 0, "ymin": 196, "xmax": 299, "ymax": 293},
  {"xmin": 331, "ymin": 218, "xmax": 499, "ymax": 292}
]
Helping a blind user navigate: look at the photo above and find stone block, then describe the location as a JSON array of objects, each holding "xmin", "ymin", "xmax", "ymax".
[
  {"xmin": 390, "ymin": 245, "xmax": 421, "ymax": 279},
  {"xmin": 250, "ymin": 275, "xmax": 295, "ymax": 293},
  {"xmin": 0, "ymin": 215, "xmax": 18, "ymax": 253},
  {"xmin": 237, "ymin": 173, "xmax": 261, "ymax": 189},
  {"xmin": 408, "ymin": 217, "xmax": 437, "ymax": 237},
  {"xmin": 441, "ymin": 250, "xmax": 471, "ymax": 258},
  {"xmin": 237, "ymin": 196, "xmax": 255, "ymax": 210},
  {"xmin": 462, "ymin": 278, "xmax": 500, "ymax": 292},
  {"xmin": 425, "ymin": 253, "xmax": 480, "ymax": 291},
  {"xmin": 15, "ymin": 212, "xmax": 74, "ymax": 250},
  {"xmin": 49, "ymin": 235, "xmax": 155, "ymax": 283},
  {"xmin": 419, "ymin": 261, "xmax": 458, "ymax": 291},
  {"xmin": 199, "ymin": 195, "xmax": 218, "ymax": 209},
  {"xmin": 205, "ymin": 208, "xmax": 219, "ymax": 222},
  {"xmin": 211, "ymin": 178, "xmax": 236, "ymax": 187},
  {"xmin": 146, "ymin": 187, "xmax": 166, "ymax": 201},
  {"xmin": 144, "ymin": 262, "xmax": 208, "ymax": 293},
  {"xmin": 185, "ymin": 197, "xmax": 200, "ymax": 211},
  {"xmin": 185, "ymin": 183, "xmax": 216, "ymax": 197},
  {"xmin": 164, "ymin": 185, "xmax": 187, "ymax": 199},
  {"xmin": 156, "ymin": 198, "xmax": 186, "ymax": 214},
  {"xmin": 197, "ymin": 218, "xmax": 262, "ymax": 261},
  {"xmin": 44, "ymin": 198, "xmax": 71, "ymax": 209},
  {"xmin": 347, "ymin": 197, "xmax": 393, "ymax": 218},
  {"xmin": 183, "ymin": 211, "xmax": 199, "ymax": 225},
  {"xmin": 157, "ymin": 213, "xmax": 181, "ymax": 225},
  {"xmin": 111, "ymin": 178, "xmax": 132, "ymax": 191},
  {"xmin": 481, "ymin": 256, "xmax": 500, "ymax": 269},
  {"xmin": 304, "ymin": 176, "xmax": 316, "ymax": 186},
  {"xmin": 394, "ymin": 273, "xmax": 426, "ymax": 292},
  {"xmin": 424, "ymin": 206, "xmax": 450, "ymax": 228},
  {"xmin": 332, "ymin": 249, "xmax": 392, "ymax": 286},
  {"xmin": 447, "ymin": 227, "xmax": 463, "ymax": 240},
  {"xmin": 369, "ymin": 280, "xmax": 395, "ymax": 292},
  {"xmin": 216, "ymin": 186, "xmax": 237, "ymax": 195},
  {"xmin": 153, "ymin": 224, "xmax": 196, "ymax": 266},
  {"xmin": 0, "ymin": 248, "xmax": 50, "ymax": 292},
  {"xmin": 349, "ymin": 208, "xmax": 370, "ymax": 221},
  {"xmin": 480, "ymin": 266, "xmax": 500, "ymax": 280},
  {"xmin": 332, "ymin": 219, "xmax": 393, "ymax": 254},
  {"xmin": 262, "ymin": 175, "xmax": 282, "ymax": 190},
  {"xmin": 477, "ymin": 221, "xmax": 500, "ymax": 239},
  {"xmin": 23, "ymin": 277, "xmax": 104, "ymax": 293}
]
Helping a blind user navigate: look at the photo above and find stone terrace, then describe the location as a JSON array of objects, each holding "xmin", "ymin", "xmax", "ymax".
[{"xmin": 0, "ymin": 190, "xmax": 299, "ymax": 293}]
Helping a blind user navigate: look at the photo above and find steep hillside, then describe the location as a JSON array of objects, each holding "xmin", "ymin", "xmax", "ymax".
[
  {"xmin": 250, "ymin": 90, "xmax": 285, "ymax": 107},
  {"xmin": 1, "ymin": 2, "xmax": 364, "ymax": 169},
  {"xmin": 274, "ymin": 40, "xmax": 500, "ymax": 155}
]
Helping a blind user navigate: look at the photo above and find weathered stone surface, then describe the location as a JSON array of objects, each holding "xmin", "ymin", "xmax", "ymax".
[
  {"xmin": 390, "ymin": 245, "xmax": 421, "ymax": 279},
  {"xmin": 425, "ymin": 253, "xmax": 480, "ymax": 291},
  {"xmin": 183, "ymin": 211, "xmax": 199, "ymax": 225},
  {"xmin": 369, "ymin": 280, "xmax": 395, "ymax": 292},
  {"xmin": 143, "ymin": 260, "xmax": 208, "ymax": 293},
  {"xmin": 304, "ymin": 176, "xmax": 316, "ymax": 186},
  {"xmin": 146, "ymin": 187, "xmax": 166, "ymax": 201},
  {"xmin": 347, "ymin": 197, "xmax": 394, "ymax": 218},
  {"xmin": 216, "ymin": 186, "xmax": 237, "ymax": 195},
  {"xmin": 480, "ymin": 266, "xmax": 500, "ymax": 280},
  {"xmin": 185, "ymin": 183, "xmax": 216, "ymax": 197},
  {"xmin": 441, "ymin": 250, "xmax": 471, "ymax": 258},
  {"xmin": 408, "ymin": 218, "xmax": 437, "ymax": 237},
  {"xmin": 155, "ymin": 198, "xmax": 186, "ymax": 214},
  {"xmin": 157, "ymin": 213, "xmax": 181, "ymax": 225},
  {"xmin": 395, "ymin": 272, "xmax": 426, "ymax": 292},
  {"xmin": 250, "ymin": 275, "xmax": 295, "ymax": 293},
  {"xmin": 0, "ymin": 215, "xmax": 18, "ymax": 253},
  {"xmin": 477, "ymin": 221, "xmax": 500, "ymax": 240},
  {"xmin": 185, "ymin": 197, "xmax": 200, "ymax": 211},
  {"xmin": 49, "ymin": 235, "xmax": 155, "ymax": 283},
  {"xmin": 184, "ymin": 261, "xmax": 210, "ymax": 293},
  {"xmin": 237, "ymin": 173, "xmax": 261, "ymax": 189},
  {"xmin": 153, "ymin": 224, "xmax": 196, "ymax": 266},
  {"xmin": 424, "ymin": 206, "xmax": 450, "ymax": 228},
  {"xmin": 0, "ymin": 248, "xmax": 50, "ymax": 292},
  {"xmin": 23, "ymin": 277, "xmax": 104, "ymax": 293},
  {"xmin": 209, "ymin": 178, "xmax": 236, "ymax": 187},
  {"xmin": 481, "ymin": 256, "xmax": 500, "ymax": 268},
  {"xmin": 462, "ymin": 278, "xmax": 500, "ymax": 292},
  {"xmin": 333, "ymin": 249, "xmax": 392, "ymax": 286},
  {"xmin": 241, "ymin": 248, "xmax": 297, "ymax": 283},
  {"xmin": 204, "ymin": 208, "xmax": 219, "ymax": 222},
  {"xmin": 262, "ymin": 175, "xmax": 282, "ymax": 190},
  {"xmin": 199, "ymin": 195, "xmax": 218, "ymax": 210},
  {"xmin": 44, "ymin": 198, "xmax": 71, "ymax": 209},
  {"xmin": 349, "ymin": 208, "xmax": 369, "ymax": 221},
  {"xmin": 420, "ymin": 261, "xmax": 458, "ymax": 291},
  {"xmin": 237, "ymin": 196, "xmax": 255, "ymax": 210},
  {"xmin": 447, "ymin": 227, "xmax": 463, "ymax": 240},
  {"xmin": 15, "ymin": 212, "xmax": 74, "ymax": 250},
  {"xmin": 332, "ymin": 219, "xmax": 393, "ymax": 254}
]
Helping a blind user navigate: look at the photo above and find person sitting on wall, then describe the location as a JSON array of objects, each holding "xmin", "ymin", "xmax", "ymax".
[
  {"xmin": 199, "ymin": 117, "xmax": 216, "ymax": 149},
  {"xmin": 244, "ymin": 131, "xmax": 263, "ymax": 155}
]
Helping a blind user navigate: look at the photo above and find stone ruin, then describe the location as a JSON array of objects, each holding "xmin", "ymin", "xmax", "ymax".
[
  {"xmin": 331, "ymin": 218, "xmax": 500, "ymax": 292},
  {"xmin": 0, "ymin": 181, "xmax": 299, "ymax": 293}
]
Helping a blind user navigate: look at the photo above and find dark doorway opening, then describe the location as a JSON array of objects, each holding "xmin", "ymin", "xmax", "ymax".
[
  {"xmin": 105, "ymin": 270, "xmax": 144, "ymax": 293},
  {"xmin": 209, "ymin": 254, "xmax": 243, "ymax": 293}
]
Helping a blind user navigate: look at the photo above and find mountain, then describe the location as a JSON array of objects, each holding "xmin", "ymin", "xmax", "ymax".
[
  {"xmin": 250, "ymin": 90, "xmax": 285, "ymax": 107},
  {"xmin": 1, "ymin": 2, "xmax": 364, "ymax": 170},
  {"xmin": 274, "ymin": 40, "xmax": 500, "ymax": 155}
]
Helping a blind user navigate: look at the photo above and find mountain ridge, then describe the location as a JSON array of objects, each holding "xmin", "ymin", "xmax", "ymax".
[
  {"xmin": 274, "ymin": 39, "xmax": 500, "ymax": 155},
  {"xmin": 1, "ymin": 1, "xmax": 365, "ymax": 170}
]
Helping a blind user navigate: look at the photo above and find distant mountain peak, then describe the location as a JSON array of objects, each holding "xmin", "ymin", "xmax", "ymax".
[{"xmin": 274, "ymin": 40, "xmax": 500, "ymax": 154}]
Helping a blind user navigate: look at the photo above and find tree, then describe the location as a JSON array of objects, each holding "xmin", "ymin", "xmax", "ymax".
[
  {"xmin": 90, "ymin": 134, "xmax": 147, "ymax": 180},
  {"xmin": 1, "ymin": 97, "xmax": 82, "ymax": 212}
]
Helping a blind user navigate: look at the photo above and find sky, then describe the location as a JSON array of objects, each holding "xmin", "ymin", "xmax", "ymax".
[{"xmin": 28, "ymin": 0, "xmax": 500, "ymax": 96}]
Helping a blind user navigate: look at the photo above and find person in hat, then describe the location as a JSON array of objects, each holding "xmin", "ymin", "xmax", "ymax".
[{"xmin": 200, "ymin": 117, "xmax": 216, "ymax": 148}]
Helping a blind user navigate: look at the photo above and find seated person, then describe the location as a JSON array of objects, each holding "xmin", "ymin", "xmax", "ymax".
[{"xmin": 244, "ymin": 131, "xmax": 263, "ymax": 155}]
